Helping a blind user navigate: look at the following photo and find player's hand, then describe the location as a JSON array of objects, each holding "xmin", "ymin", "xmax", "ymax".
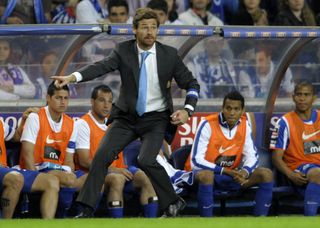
[
  {"xmin": 51, "ymin": 74, "xmax": 77, "ymax": 88},
  {"xmin": 225, "ymin": 169, "xmax": 248, "ymax": 186},
  {"xmin": 288, "ymin": 171, "xmax": 308, "ymax": 186},
  {"xmin": 170, "ymin": 109, "xmax": 189, "ymax": 125},
  {"xmin": 22, "ymin": 107, "xmax": 39, "ymax": 121},
  {"xmin": 233, "ymin": 174, "xmax": 249, "ymax": 186}
]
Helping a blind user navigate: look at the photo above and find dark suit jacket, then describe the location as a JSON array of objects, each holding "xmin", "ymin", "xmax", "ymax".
[{"xmin": 78, "ymin": 39, "xmax": 200, "ymax": 143}]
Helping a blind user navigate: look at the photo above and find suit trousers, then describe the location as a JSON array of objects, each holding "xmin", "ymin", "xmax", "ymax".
[{"xmin": 76, "ymin": 110, "xmax": 179, "ymax": 211}]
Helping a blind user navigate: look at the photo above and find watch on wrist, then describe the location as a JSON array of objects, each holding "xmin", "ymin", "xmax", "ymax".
[{"xmin": 184, "ymin": 108, "xmax": 194, "ymax": 117}]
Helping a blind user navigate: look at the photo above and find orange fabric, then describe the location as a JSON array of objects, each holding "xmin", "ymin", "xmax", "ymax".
[
  {"xmin": 76, "ymin": 113, "xmax": 126, "ymax": 172},
  {"xmin": 283, "ymin": 111, "xmax": 320, "ymax": 170},
  {"xmin": 185, "ymin": 113, "xmax": 246, "ymax": 171},
  {"xmin": 74, "ymin": 113, "xmax": 106, "ymax": 171},
  {"xmin": 20, "ymin": 107, "xmax": 74, "ymax": 168},
  {"xmin": 0, "ymin": 120, "xmax": 7, "ymax": 167}
]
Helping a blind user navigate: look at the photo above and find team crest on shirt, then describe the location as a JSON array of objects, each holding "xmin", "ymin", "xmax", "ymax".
[
  {"xmin": 304, "ymin": 140, "xmax": 320, "ymax": 155},
  {"xmin": 44, "ymin": 146, "xmax": 61, "ymax": 161},
  {"xmin": 215, "ymin": 155, "xmax": 236, "ymax": 167}
]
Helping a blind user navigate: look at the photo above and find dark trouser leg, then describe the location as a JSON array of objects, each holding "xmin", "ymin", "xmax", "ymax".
[
  {"xmin": 136, "ymin": 114, "xmax": 178, "ymax": 210},
  {"xmin": 76, "ymin": 120, "xmax": 137, "ymax": 208}
]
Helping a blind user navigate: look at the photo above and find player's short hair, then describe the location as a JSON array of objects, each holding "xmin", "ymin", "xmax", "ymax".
[
  {"xmin": 91, "ymin": 85, "xmax": 113, "ymax": 100},
  {"xmin": 47, "ymin": 81, "xmax": 69, "ymax": 96},
  {"xmin": 294, "ymin": 81, "xmax": 315, "ymax": 95},
  {"xmin": 223, "ymin": 91, "xmax": 245, "ymax": 109}
]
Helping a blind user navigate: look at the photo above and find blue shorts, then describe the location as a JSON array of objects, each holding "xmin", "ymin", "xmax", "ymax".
[
  {"xmin": 17, "ymin": 169, "xmax": 39, "ymax": 192},
  {"xmin": 214, "ymin": 174, "xmax": 241, "ymax": 191},
  {"xmin": 295, "ymin": 163, "xmax": 320, "ymax": 176},
  {"xmin": 0, "ymin": 167, "xmax": 39, "ymax": 193},
  {"xmin": 194, "ymin": 170, "xmax": 241, "ymax": 191}
]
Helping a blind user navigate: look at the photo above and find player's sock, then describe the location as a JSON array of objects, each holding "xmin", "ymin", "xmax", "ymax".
[
  {"xmin": 304, "ymin": 182, "xmax": 320, "ymax": 216},
  {"xmin": 254, "ymin": 182, "xmax": 273, "ymax": 216},
  {"xmin": 108, "ymin": 201, "xmax": 123, "ymax": 218},
  {"xmin": 143, "ymin": 196, "xmax": 158, "ymax": 218},
  {"xmin": 197, "ymin": 184, "xmax": 213, "ymax": 217},
  {"xmin": 56, "ymin": 187, "xmax": 76, "ymax": 218}
]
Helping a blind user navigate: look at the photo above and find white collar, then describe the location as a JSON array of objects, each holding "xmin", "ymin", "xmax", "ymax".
[
  {"xmin": 88, "ymin": 110, "xmax": 108, "ymax": 125},
  {"xmin": 137, "ymin": 42, "xmax": 156, "ymax": 55}
]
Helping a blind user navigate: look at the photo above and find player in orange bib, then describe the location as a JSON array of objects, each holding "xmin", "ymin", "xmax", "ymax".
[
  {"xmin": 75, "ymin": 85, "xmax": 158, "ymax": 218},
  {"xmin": 187, "ymin": 91, "xmax": 273, "ymax": 217},
  {"xmin": 0, "ymin": 107, "xmax": 59, "ymax": 218},
  {"xmin": 270, "ymin": 82, "xmax": 320, "ymax": 216},
  {"xmin": 19, "ymin": 82, "xmax": 78, "ymax": 217}
]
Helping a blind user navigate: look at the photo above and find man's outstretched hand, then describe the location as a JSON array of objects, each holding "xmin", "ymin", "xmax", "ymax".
[{"xmin": 51, "ymin": 74, "xmax": 77, "ymax": 88}]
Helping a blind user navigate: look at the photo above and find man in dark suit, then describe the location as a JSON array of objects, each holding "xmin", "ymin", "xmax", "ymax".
[{"xmin": 52, "ymin": 7, "xmax": 200, "ymax": 217}]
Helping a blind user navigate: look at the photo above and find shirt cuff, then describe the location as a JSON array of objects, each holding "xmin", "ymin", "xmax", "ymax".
[
  {"xmin": 73, "ymin": 72, "xmax": 83, "ymax": 83},
  {"xmin": 242, "ymin": 167, "xmax": 251, "ymax": 177},
  {"xmin": 184, "ymin": 104, "xmax": 194, "ymax": 111}
]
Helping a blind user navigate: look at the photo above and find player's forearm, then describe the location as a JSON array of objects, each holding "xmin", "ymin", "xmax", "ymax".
[
  {"xmin": 64, "ymin": 153, "xmax": 75, "ymax": 171},
  {"xmin": 272, "ymin": 155, "xmax": 292, "ymax": 178},
  {"xmin": 23, "ymin": 154, "xmax": 36, "ymax": 170},
  {"xmin": 79, "ymin": 160, "xmax": 91, "ymax": 170}
]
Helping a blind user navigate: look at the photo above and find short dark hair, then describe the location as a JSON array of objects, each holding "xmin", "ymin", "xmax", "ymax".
[
  {"xmin": 189, "ymin": 0, "xmax": 212, "ymax": 11},
  {"xmin": 294, "ymin": 81, "xmax": 315, "ymax": 95},
  {"xmin": 223, "ymin": 91, "xmax": 245, "ymax": 109},
  {"xmin": 147, "ymin": 0, "xmax": 168, "ymax": 14},
  {"xmin": 47, "ymin": 81, "xmax": 69, "ymax": 97},
  {"xmin": 107, "ymin": 0, "xmax": 129, "ymax": 13},
  {"xmin": 91, "ymin": 85, "xmax": 113, "ymax": 100},
  {"xmin": 133, "ymin": 7, "xmax": 160, "ymax": 29}
]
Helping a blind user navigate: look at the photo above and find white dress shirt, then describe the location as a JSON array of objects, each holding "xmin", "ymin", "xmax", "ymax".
[{"xmin": 137, "ymin": 43, "xmax": 167, "ymax": 113}]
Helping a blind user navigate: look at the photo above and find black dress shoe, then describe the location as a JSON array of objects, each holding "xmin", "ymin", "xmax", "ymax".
[
  {"xmin": 74, "ymin": 205, "xmax": 94, "ymax": 218},
  {"xmin": 163, "ymin": 196, "xmax": 186, "ymax": 217}
]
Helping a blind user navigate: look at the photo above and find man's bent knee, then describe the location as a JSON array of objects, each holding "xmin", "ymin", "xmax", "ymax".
[{"xmin": 196, "ymin": 170, "xmax": 214, "ymax": 185}]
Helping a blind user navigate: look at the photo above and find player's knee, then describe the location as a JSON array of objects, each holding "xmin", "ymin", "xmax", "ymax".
[
  {"xmin": 63, "ymin": 173, "xmax": 77, "ymax": 187},
  {"xmin": 134, "ymin": 171, "xmax": 153, "ymax": 188},
  {"xmin": 196, "ymin": 170, "xmax": 214, "ymax": 185},
  {"xmin": 134, "ymin": 170, "xmax": 148, "ymax": 184},
  {"xmin": 106, "ymin": 174, "xmax": 125, "ymax": 191},
  {"xmin": 307, "ymin": 168, "xmax": 320, "ymax": 184},
  {"xmin": 45, "ymin": 174, "xmax": 60, "ymax": 193},
  {"xmin": 5, "ymin": 171, "xmax": 24, "ymax": 191},
  {"xmin": 256, "ymin": 168, "xmax": 273, "ymax": 183}
]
